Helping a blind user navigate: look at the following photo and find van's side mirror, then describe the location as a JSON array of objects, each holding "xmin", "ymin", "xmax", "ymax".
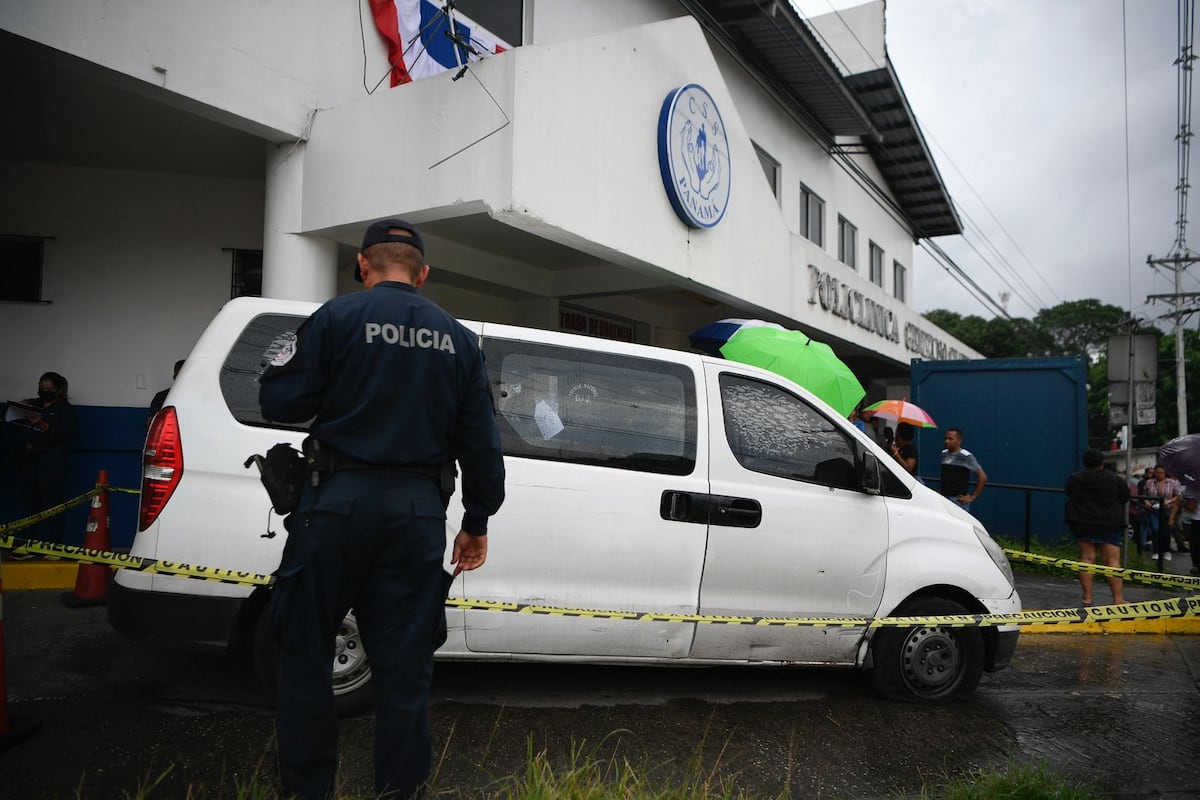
[{"xmin": 859, "ymin": 450, "xmax": 883, "ymax": 494}]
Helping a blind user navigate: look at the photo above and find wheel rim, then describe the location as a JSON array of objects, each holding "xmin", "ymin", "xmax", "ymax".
[
  {"xmin": 332, "ymin": 613, "xmax": 372, "ymax": 696},
  {"xmin": 899, "ymin": 624, "xmax": 962, "ymax": 698}
]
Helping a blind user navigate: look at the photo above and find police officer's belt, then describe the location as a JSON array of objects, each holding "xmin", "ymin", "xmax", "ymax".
[{"xmin": 321, "ymin": 449, "xmax": 441, "ymax": 482}]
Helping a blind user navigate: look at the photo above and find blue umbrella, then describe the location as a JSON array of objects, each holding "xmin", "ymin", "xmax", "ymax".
[{"xmin": 688, "ymin": 318, "xmax": 785, "ymax": 356}]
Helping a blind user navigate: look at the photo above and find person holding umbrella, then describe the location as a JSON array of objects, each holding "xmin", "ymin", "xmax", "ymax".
[
  {"xmin": 1159, "ymin": 433, "xmax": 1200, "ymax": 574},
  {"xmin": 890, "ymin": 422, "xmax": 918, "ymax": 475},
  {"xmin": 1064, "ymin": 448, "xmax": 1129, "ymax": 605},
  {"xmin": 861, "ymin": 399, "xmax": 933, "ymax": 478}
]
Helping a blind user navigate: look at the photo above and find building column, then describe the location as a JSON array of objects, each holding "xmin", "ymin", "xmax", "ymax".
[{"xmin": 262, "ymin": 141, "xmax": 337, "ymax": 301}]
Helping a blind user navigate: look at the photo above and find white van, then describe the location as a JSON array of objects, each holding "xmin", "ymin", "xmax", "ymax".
[{"xmin": 109, "ymin": 297, "xmax": 1020, "ymax": 709}]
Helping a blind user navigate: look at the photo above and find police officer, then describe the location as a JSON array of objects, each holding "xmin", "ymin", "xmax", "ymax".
[
  {"xmin": 259, "ymin": 219, "xmax": 505, "ymax": 800},
  {"xmin": 7, "ymin": 371, "xmax": 77, "ymax": 548}
]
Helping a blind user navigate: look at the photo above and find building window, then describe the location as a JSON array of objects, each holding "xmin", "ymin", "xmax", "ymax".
[
  {"xmin": 719, "ymin": 374, "xmax": 856, "ymax": 489},
  {"xmin": 893, "ymin": 260, "xmax": 907, "ymax": 302},
  {"xmin": 1, "ymin": 235, "xmax": 45, "ymax": 302},
  {"xmin": 230, "ymin": 249, "xmax": 263, "ymax": 298},
  {"xmin": 484, "ymin": 337, "xmax": 698, "ymax": 476},
  {"xmin": 753, "ymin": 142, "xmax": 780, "ymax": 200},
  {"xmin": 837, "ymin": 216, "xmax": 857, "ymax": 269},
  {"xmin": 800, "ymin": 185, "xmax": 824, "ymax": 247},
  {"xmin": 869, "ymin": 242, "xmax": 884, "ymax": 287},
  {"xmin": 455, "ymin": 0, "xmax": 523, "ymax": 46}
]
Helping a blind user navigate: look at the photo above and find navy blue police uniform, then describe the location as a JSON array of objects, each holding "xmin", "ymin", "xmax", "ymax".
[
  {"xmin": 7, "ymin": 384, "xmax": 77, "ymax": 545},
  {"xmin": 259, "ymin": 219, "xmax": 504, "ymax": 800}
]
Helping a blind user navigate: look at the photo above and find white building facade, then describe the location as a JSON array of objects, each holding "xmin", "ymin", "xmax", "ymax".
[{"xmin": 1, "ymin": 0, "xmax": 976, "ymax": 438}]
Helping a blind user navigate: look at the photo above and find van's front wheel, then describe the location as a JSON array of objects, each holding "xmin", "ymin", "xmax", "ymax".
[
  {"xmin": 868, "ymin": 597, "xmax": 983, "ymax": 703},
  {"xmin": 252, "ymin": 608, "xmax": 375, "ymax": 716}
]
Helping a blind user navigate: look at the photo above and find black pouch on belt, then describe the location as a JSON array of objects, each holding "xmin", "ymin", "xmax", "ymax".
[{"xmin": 244, "ymin": 442, "xmax": 307, "ymax": 514}]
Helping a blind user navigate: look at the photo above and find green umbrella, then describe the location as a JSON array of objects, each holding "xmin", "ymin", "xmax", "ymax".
[{"xmin": 719, "ymin": 327, "xmax": 865, "ymax": 417}]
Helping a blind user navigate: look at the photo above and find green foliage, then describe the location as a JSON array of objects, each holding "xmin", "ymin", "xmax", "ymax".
[
  {"xmin": 921, "ymin": 310, "xmax": 1054, "ymax": 358},
  {"xmin": 1033, "ymin": 299, "xmax": 1131, "ymax": 358},
  {"xmin": 922, "ymin": 299, "xmax": 1189, "ymax": 449},
  {"xmin": 908, "ymin": 761, "xmax": 1098, "ymax": 800}
]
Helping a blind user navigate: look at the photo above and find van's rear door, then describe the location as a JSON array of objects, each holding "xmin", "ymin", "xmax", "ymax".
[
  {"xmin": 460, "ymin": 328, "xmax": 710, "ymax": 659},
  {"xmin": 691, "ymin": 365, "xmax": 888, "ymax": 664}
]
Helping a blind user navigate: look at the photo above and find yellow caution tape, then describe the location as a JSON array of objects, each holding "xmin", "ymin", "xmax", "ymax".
[
  {"xmin": 0, "ymin": 484, "xmax": 140, "ymax": 535},
  {"xmin": 1, "ymin": 535, "xmax": 274, "ymax": 587},
  {"xmin": 3, "ymin": 494, "xmax": 1198, "ymax": 627},
  {"xmin": 440, "ymin": 594, "xmax": 1199, "ymax": 628},
  {"xmin": 1002, "ymin": 548, "xmax": 1200, "ymax": 590},
  {"xmin": 102, "ymin": 485, "xmax": 142, "ymax": 495},
  {"xmin": 0, "ymin": 489, "xmax": 101, "ymax": 534},
  {"xmin": 2, "ymin": 528, "xmax": 1196, "ymax": 626}
]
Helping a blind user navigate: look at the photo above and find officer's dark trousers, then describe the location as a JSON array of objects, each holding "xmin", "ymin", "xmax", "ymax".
[
  {"xmin": 13, "ymin": 447, "xmax": 69, "ymax": 545},
  {"xmin": 271, "ymin": 472, "xmax": 446, "ymax": 800}
]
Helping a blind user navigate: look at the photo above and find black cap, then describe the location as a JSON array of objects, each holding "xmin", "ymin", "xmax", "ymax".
[{"xmin": 361, "ymin": 218, "xmax": 424, "ymax": 255}]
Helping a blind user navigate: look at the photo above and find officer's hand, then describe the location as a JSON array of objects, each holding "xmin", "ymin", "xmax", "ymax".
[{"xmin": 451, "ymin": 530, "xmax": 487, "ymax": 576}]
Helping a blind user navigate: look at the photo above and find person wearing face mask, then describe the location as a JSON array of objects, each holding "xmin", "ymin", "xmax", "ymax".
[{"xmin": 7, "ymin": 372, "xmax": 78, "ymax": 550}]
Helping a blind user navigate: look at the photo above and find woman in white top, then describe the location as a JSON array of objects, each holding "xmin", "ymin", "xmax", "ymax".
[{"xmin": 1142, "ymin": 465, "xmax": 1181, "ymax": 561}]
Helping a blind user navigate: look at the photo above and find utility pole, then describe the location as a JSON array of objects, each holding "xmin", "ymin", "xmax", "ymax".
[
  {"xmin": 1145, "ymin": 259, "xmax": 1199, "ymax": 436},
  {"xmin": 1145, "ymin": 0, "xmax": 1198, "ymax": 437}
]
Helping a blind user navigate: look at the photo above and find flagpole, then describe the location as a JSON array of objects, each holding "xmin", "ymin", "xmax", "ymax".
[{"xmin": 443, "ymin": 1, "xmax": 465, "ymax": 73}]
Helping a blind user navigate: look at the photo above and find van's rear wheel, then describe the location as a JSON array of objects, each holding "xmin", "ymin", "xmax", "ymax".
[
  {"xmin": 252, "ymin": 608, "xmax": 375, "ymax": 717},
  {"xmin": 868, "ymin": 597, "xmax": 983, "ymax": 703}
]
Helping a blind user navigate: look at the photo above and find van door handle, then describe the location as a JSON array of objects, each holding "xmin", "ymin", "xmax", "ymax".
[
  {"xmin": 711, "ymin": 496, "xmax": 761, "ymax": 528},
  {"xmin": 660, "ymin": 491, "xmax": 709, "ymax": 524}
]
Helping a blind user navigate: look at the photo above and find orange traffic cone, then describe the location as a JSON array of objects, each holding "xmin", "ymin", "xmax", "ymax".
[
  {"xmin": 0, "ymin": 549, "xmax": 43, "ymax": 750},
  {"xmin": 61, "ymin": 469, "xmax": 112, "ymax": 608}
]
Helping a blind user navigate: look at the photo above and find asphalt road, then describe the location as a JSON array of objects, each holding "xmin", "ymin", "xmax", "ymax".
[{"xmin": 1, "ymin": 580, "xmax": 1199, "ymax": 800}]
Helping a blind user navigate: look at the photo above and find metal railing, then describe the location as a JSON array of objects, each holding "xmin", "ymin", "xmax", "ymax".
[{"xmin": 921, "ymin": 477, "xmax": 1183, "ymax": 570}]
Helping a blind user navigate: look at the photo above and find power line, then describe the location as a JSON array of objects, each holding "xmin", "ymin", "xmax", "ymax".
[
  {"xmin": 918, "ymin": 133, "xmax": 1062, "ymax": 311},
  {"xmin": 958, "ymin": 213, "xmax": 1050, "ymax": 313},
  {"xmin": 1123, "ymin": 0, "xmax": 1137, "ymax": 333},
  {"xmin": 1169, "ymin": 0, "xmax": 1198, "ymax": 256},
  {"xmin": 1144, "ymin": 0, "xmax": 1198, "ymax": 438},
  {"xmin": 921, "ymin": 239, "xmax": 1013, "ymax": 320},
  {"xmin": 798, "ymin": 1, "xmax": 1057, "ymax": 318}
]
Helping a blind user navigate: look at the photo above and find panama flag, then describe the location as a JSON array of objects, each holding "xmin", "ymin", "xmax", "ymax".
[{"xmin": 369, "ymin": 0, "xmax": 510, "ymax": 86}]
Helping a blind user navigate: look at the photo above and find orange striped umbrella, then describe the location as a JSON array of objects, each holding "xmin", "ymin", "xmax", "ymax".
[{"xmin": 862, "ymin": 399, "xmax": 937, "ymax": 428}]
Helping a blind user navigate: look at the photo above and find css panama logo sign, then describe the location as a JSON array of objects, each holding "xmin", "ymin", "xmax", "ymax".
[{"xmin": 657, "ymin": 84, "xmax": 732, "ymax": 229}]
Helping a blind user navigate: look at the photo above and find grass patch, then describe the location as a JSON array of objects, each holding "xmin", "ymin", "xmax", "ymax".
[
  {"xmin": 997, "ymin": 534, "xmax": 1161, "ymax": 577},
  {"xmin": 487, "ymin": 736, "xmax": 775, "ymax": 800},
  {"xmin": 104, "ymin": 744, "xmax": 1096, "ymax": 800},
  {"xmin": 905, "ymin": 761, "xmax": 1099, "ymax": 799}
]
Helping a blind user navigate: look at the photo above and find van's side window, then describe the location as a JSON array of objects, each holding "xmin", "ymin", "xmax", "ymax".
[
  {"xmin": 719, "ymin": 374, "xmax": 857, "ymax": 489},
  {"xmin": 222, "ymin": 313, "xmax": 310, "ymax": 431},
  {"xmin": 483, "ymin": 338, "xmax": 697, "ymax": 475}
]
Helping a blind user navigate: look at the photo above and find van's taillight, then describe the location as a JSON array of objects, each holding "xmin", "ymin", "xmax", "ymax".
[{"xmin": 140, "ymin": 407, "xmax": 183, "ymax": 531}]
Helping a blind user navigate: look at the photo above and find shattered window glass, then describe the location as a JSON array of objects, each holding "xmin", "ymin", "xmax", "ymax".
[{"xmin": 720, "ymin": 374, "xmax": 855, "ymax": 488}]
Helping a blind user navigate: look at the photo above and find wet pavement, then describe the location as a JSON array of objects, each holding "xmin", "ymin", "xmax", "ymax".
[{"xmin": 0, "ymin": 569, "xmax": 1198, "ymax": 799}]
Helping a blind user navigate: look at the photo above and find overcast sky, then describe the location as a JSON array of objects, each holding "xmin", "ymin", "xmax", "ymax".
[{"xmin": 815, "ymin": 1, "xmax": 1192, "ymax": 325}]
